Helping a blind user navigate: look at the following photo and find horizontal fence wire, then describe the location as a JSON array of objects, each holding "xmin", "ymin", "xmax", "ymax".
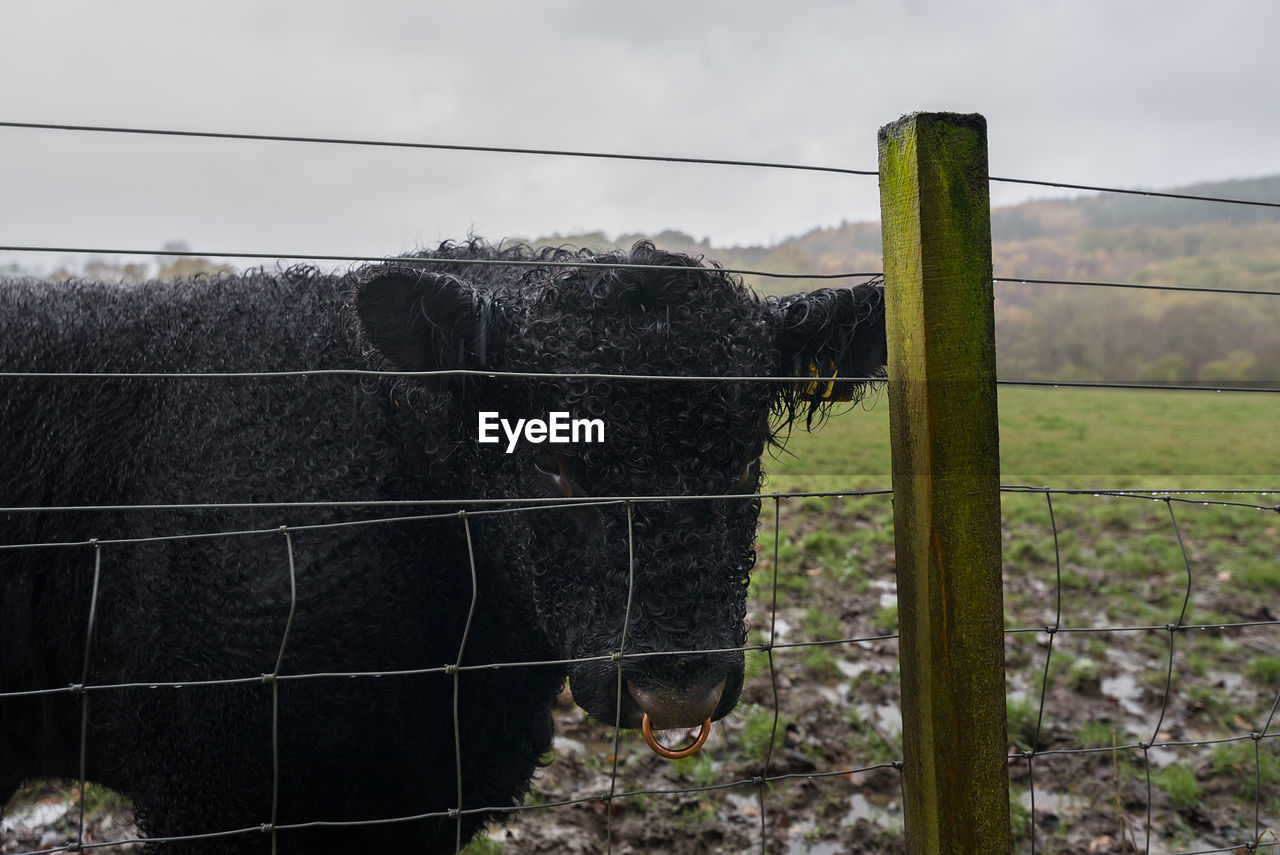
[
  {"xmin": 8, "ymin": 246, "xmax": 1280, "ymax": 300},
  {"xmin": 1, "ymin": 367, "xmax": 1275, "ymax": 397},
  {"xmin": 998, "ymin": 379, "xmax": 1280, "ymax": 394},
  {"xmin": 0, "ymin": 489, "xmax": 892, "ymax": 523},
  {"xmin": 988, "ymin": 174, "xmax": 1280, "ymax": 210},
  {"xmin": 996, "ymin": 277, "xmax": 1280, "ymax": 298},
  {"xmin": 0, "ymin": 120, "xmax": 878, "ymax": 177},
  {"xmin": 4, "ymin": 120, "xmax": 1280, "ymax": 209},
  {"xmin": 0, "ymin": 244, "xmax": 883, "ymax": 282},
  {"xmin": 0, "ymin": 368, "xmax": 887, "ymax": 384}
]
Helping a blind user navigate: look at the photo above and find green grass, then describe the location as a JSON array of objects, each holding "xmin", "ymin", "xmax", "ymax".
[
  {"xmin": 765, "ymin": 385, "xmax": 1279, "ymax": 488},
  {"xmin": 1006, "ymin": 697, "xmax": 1041, "ymax": 749},
  {"xmin": 759, "ymin": 383, "xmax": 1278, "ymax": 639},
  {"xmin": 1234, "ymin": 559, "xmax": 1280, "ymax": 593},
  {"xmin": 843, "ymin": 707, "xmax": 900, "ymax": 765},
  {"xmin": 670, "ymin": 752, "xmax": 720, "ymax": 788},
  {"xmin": 735, "ymin": 704, "xmax": 789, "ymax": 767},
  {"xmin": 1247, "ymin": 655, "xmax": 1280, "ymax": 686},
  {"xmin": 670, "ymin": 798, "xmax": 719, "ymax": 829},
  {"xmin": 1075, "ymin": 719, "xmax": 1118, "ymax": 750},
  {"xmin": 1008, "ymin": 788, "xmax": 1032, "ymax": 846},
  {"xmin": 460, "ymin": 831, "xmax": 503, "ymax": 855},
  {"xmin": 1151, "ymin": 764, "xmax": 1201, "ymax": 811},
  {"xmin": 1210, "ymin": 740, "xmax": 1280, "ymax": 801},
  {"xmin": 870, "ymin": 603, "xmax": 897, "ymax": 634},
  {"xmin": 742, "ymin": 381, "xmax": 1275, "ymax": 847}
]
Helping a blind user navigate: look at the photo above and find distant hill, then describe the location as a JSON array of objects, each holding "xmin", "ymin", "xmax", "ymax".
[{"xmin": 531, "ymin": 175, "xmax": 1280, "ymax": 387}]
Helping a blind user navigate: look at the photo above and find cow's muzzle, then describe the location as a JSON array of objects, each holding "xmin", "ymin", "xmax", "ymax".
[{"xmin": 568, "ymin": 652, "xmax": 744, "ymax": 732}]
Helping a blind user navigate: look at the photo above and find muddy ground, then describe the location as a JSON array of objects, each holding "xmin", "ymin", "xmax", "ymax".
[{"xmin": 4, "ymin": 492, "xmax": 1278, "ymax": 854}]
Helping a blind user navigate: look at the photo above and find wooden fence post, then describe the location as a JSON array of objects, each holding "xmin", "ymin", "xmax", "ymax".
[{"xmin": 877, "ymin": 112, "xmax": 1011, "ymax": 854}]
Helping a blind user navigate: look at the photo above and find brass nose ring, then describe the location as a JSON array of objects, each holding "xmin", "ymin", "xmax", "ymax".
[{"xmin": 641, "ymin": 714, "xmax": 711, "ymax": 760}]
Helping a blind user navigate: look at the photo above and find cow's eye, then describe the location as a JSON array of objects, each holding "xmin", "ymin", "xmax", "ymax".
[
  {"xmin": 732, "ymin": 456, "xmax": 761, "ymax": 493},
  {"xmin": 534, "ymin": 450, "xmax": 577, "ymax": 498}
]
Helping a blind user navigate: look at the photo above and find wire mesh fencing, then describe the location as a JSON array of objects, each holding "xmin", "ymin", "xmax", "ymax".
[
  {"xmin": 3, "ymin": 484, "xmax": 1275, "ymax": 854},
  {"xmin": 1001, "ymin": 488, "xmax": 1280, "ymax": 855},
  {"xmin": 0, "ymin": 488, "xmax": 907, "ymax": 855}
]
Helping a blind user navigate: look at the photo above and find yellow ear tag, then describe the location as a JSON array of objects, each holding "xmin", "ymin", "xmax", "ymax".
[{"xmin": 803, "ymin": 361, "xmax": 838, "ymax": 400}]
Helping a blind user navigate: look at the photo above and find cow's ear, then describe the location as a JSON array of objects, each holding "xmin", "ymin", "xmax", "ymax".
[
  {"xmin": 353, "ymin": 264, "xmax": 507, "ymax": 372},
  {"xmin": 767, "ymin": 280, "xmax": 887, "ymax": 426}
]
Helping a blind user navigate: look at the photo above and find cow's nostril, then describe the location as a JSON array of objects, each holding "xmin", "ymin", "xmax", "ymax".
[{"xmin": 627, "ymin": 678, "xmax": 727, "ymax": 730}]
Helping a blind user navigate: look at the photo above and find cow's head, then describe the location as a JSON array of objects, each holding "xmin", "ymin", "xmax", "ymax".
[{"xmin": 353, "ymin": 240, "xmax": 885, "ymax": 731}]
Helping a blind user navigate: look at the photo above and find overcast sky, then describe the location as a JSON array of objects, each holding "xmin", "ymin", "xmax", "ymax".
[{"xmin": 2, "ymin": 0, "xmax": 1276, "ymax": 273}]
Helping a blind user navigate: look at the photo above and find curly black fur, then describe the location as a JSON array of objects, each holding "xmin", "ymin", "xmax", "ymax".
[{"xmin": 0, "ymin": 239, "xmax": 885, "ymax": 853}]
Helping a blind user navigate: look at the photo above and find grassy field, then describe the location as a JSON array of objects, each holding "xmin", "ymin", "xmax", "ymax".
[
  {"xmin": 764, "ymin": 384, "xmax": 1280, "ymax": 490},
  {"xmin": 744, "ymin": 382, "xmax": 1280, "ymax": 852}
]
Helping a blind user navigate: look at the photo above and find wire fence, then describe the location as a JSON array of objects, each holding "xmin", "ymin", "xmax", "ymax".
[
  {"xmin": 1001, "ymin": 488, "xmax": 1280, "ymax": 855},
  {"xmin": 1, "ymin": 489, "xmax": 907, "ymax": 854},
  {"xmin": 1, "ymin": 117, "xmax": 1278, "ymax": 854},
  {"xmin": 3, "ymin": 486, "xmax": 1275, "ymax": 854}
]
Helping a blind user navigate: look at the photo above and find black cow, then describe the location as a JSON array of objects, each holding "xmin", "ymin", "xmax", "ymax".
[{"xmin": 0, "ymin": 240, "xmax": 885, "ymax": 852}]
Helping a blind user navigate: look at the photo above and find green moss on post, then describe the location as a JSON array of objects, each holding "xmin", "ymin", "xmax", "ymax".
[{"xmin": 877, "ymin": 113, "xmax": 1011, "ymax": 854}]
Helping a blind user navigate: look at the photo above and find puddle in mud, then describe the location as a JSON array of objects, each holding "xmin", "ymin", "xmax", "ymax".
[
  {"xmin": 786, "ymin": 838, "xmax": 845, "ymax": 855},
  {"xmin": 868, "ymin": 579, "xmax": 897, "ymax": 610},
  {"xmin": 1019, "ymin": 789, "xmax": 1083, "ymax": 816},
  {"xmin": 1, "ymin": 800, "xmax": 68, "ymax": 835},
  {"xmin": 850, "ymin": 701, "xmax": 902, "ymax": 736},
  {"xmin": 843, "ymin": 792, "xmax": 903, "ymax": 831},
  {"xmin": 835, "ymin": 659, "xmax": 876, "ymax": 680},
  {"xmin": 1100, "ymin": 672, "xmax": 1145, "ymax": 717}
]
